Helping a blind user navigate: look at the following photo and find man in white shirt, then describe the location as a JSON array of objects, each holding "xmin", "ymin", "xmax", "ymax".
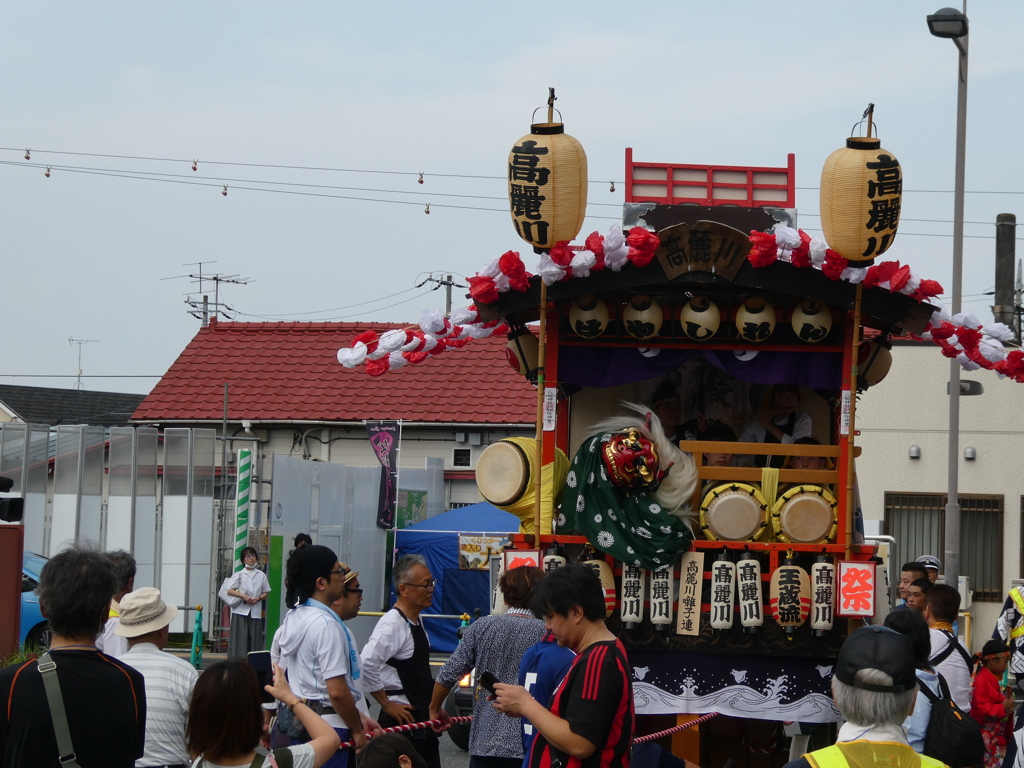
[
  {"xmin": 96, "ymin": 549, "xmax": 136, "ymax": 658},
  {"xmin": 225, "ymin": 546, "xmax": 271, "ymax": 658},
  {"xmin": 738, "ymin": 384, "xmax": 813, "ymax": 468},
  {"xmin": 924, "ymin": 583, "xmax": 972, "ymax": 712},
  {"xmin": 276, "ymin": 544, "xmax": 366, "ymax": 767},
  {"xmin": 117, "ymin": 587, "xmax": 198, "ymax": 768},
  {"xmin": 361, "ymin": 554, "xmax": 442, "ymax": 768}
]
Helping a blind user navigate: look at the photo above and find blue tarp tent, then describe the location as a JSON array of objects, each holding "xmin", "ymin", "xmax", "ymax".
[{"xmin": 394, "ymin": 502, "xmax": 520, "ymax": 652}]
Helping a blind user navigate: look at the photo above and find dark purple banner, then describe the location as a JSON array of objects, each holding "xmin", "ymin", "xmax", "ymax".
[{"xmin": 365, "ymin": 421, "xmax": 400, "ymax": 529}]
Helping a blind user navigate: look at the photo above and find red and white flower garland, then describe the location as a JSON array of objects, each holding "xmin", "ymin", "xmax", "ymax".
[
  {"xmin": 337, "ymin": 223, "xmax": 1023, "ymax": 382},
  {"xmin": 335, "ymin": 307, "xmax": 506, "ymax": 377}
]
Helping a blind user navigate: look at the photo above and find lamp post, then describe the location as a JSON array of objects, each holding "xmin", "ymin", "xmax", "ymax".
[{"xmin": 928, "ymin": 5, "xmax": 969, "ymax": 587}]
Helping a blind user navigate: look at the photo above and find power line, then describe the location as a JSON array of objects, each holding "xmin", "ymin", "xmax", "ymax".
[
  {"xmin": 0, "ymin": 374, "xmax": 162, "ymax": 378},
  {"xmin": 233, "ymin": 285, "xmax": 424, "ymax": 318},
  {"xmin": 232, "ymin": 288, "xmax": 436, "ymax": 321},
  {"xmin": 6, "ymin": 147, "xmax": 1024, "ymax": 195}
]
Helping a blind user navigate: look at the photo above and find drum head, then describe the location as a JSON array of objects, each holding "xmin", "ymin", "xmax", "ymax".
[
  {"xmin": 476, "ymin": 441, "xmax": 530, "ymax": 506},
  {"xmin": 774, "ymin": 485, "xmax": 837, "ymax": 543},
  {"xmin": 701, "ymin": 483, "xmax": 768, "ymax": 542}
]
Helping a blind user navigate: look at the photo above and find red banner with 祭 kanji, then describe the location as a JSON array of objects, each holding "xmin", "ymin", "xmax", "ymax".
[{"xmin": 837, "ymin": 560, "xmax": 876, "ymax": 617}]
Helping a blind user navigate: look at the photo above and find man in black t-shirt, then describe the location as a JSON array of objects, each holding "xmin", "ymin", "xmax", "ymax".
[
  {"xmin": 493, "ymin": 564, "xmax": 634, "ymax": 768},
  {"xmin": 0, "ymin": 543, "xmax": 146, "ymax": 768}
]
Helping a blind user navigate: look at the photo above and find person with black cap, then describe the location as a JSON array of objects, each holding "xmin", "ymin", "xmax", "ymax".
[
  {"xmin": 275, "ymin": 544, "xmax": 368, "ymax": 767},
  {"xmin": 783, "ymin": 625, "xmax": 947, "ymax": 768}
]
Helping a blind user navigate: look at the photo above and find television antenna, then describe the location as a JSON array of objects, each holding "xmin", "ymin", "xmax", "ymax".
[{"xmin": 68, "ymin": 337, "xmax": 99, "ymax": 390}]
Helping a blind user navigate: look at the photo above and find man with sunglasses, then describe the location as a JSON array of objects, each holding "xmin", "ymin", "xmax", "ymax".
[
  {"xmin": 361, "ymin": 554, "xmax": 444, "ymax": 768},
  {"xmin": 276, "ymin": 544, "xmax": 368, "ymax": 767}
]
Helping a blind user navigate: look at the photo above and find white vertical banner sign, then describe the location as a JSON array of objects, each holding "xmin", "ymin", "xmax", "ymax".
[
  {"xmin": 811, "ymin": 558, "xmax": 836, "ymax": 633},
  {"xmin": 710, "ymin": 557, "xmax": 736, "ymax": 629},
  {"xmin": 737, "ymin": 552, "xmax": 763, "ymax": 630},
  {"xmin": 676, "ymin": 551, "xmax": 704, "ymax": 636},
  {"xmin": 619, "ymin": 563, "xmax": 645, "ymax": 628},
  {"xmin": 234, "ymin": 448, "xmax": 252, "ymax": 572},
  {"xmin": 649, "ymin": 567, "xmax": 674, "ymax": 631}
]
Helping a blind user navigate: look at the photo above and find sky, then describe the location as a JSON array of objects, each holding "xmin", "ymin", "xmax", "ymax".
[{"xmin": 1, "ymin": 1, "xmax": 1022, "ymax": 395}]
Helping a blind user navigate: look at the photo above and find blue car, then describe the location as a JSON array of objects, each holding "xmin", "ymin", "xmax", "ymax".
[{"xmin": 21, "ymin": 551, "xmax": 50, "ymax": 649}]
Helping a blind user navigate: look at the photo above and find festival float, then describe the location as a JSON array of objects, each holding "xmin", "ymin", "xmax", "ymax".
[{"xmin": 337, "ymin": 94, "xmax": 1024, "ymax": 763}]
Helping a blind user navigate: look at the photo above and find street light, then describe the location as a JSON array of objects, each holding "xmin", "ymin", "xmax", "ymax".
[{"xmin": 929, "ymin": 4, "xmax": 969, "ymax": 588}]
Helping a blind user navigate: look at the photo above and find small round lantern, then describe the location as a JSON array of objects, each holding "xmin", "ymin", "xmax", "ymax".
[
  {"xmin": 791, "ymin": 299, "xmax": 833, "ymax": 343},
  {"xmin": 820, "ymin": 135, "xmax": 902, "ymax": 262},
  {"xmin": 508, "ymin": 91, "xmax": 588, "ymax": 249},
  {"xmin": 568, "ymin": 294, "xmax": 609, "ymax": 338},
  {"xmin": 735, "ymin": 298, "xmax": 776, "ymax": 343},
  {"xmin": 623, "ymin": 295, "xmax": 663, "ymax": 340},
  {"xmin": 679, "ymin": 296, "xmax": 721, "ymax": 341},
  {"xmin": 858, "ymin": 339, "xmax": 893, "ymax": 388},
  {"xmin": 505, "ymin": 327, "xmax": 539, "ymax": 379}
]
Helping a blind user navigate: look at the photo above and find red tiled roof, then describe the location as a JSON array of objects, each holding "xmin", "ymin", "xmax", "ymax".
[{"xmin": 131, "ymin": 320, "xmax": 537, "ymax": 425}]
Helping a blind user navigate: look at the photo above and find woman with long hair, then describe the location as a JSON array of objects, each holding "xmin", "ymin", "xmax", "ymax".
[{"xmin": 186, "ymin": 659, "xmax": 340, "ymax": 767}]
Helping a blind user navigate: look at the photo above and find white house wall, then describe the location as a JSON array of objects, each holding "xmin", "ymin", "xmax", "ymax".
[{"xmin": 857, "ymin": 342, "xmax": 1024, "ymax": 647}]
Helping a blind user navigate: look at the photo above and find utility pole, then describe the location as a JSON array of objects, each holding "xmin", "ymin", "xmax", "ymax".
[
  {"xmin": 68, "ymin": 337, "xmax": 99, "ymax": 390},
  {"xmin": 418, "ymin": 274, "xmax": 465, "ymax": 314},
  {"xmin": 1015, "ymin": 258, "xmax": 1023, "ymax": 346}
]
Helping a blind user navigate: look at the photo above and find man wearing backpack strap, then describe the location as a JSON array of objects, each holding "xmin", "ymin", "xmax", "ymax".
[
  {"xmin": 781, "ymin": 626, "xmax": 948, "ymax": 768},
  {"xmin": 925, "ymin": 584, "xmax": 972, "ymax": 712}
]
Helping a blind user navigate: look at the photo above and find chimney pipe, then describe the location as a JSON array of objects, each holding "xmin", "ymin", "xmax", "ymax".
[{"xmin": 993, "ymin": 213, "xmax": 1017, "ymax": 327}]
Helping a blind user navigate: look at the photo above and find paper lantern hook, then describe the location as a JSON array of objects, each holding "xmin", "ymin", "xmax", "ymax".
[{"xmin": 849, "ymin": 103, "xmax": 877, "ymax": 139}]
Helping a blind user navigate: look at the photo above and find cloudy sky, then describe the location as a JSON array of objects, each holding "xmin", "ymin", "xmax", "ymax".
[{"xmin": 2, "ymin": 1, "xmax": 1021, "ymax": 394}]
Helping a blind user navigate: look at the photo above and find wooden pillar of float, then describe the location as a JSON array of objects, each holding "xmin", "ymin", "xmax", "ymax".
[{"xmin": 671, "ymin": 714, "xmax": 702, "ymax": 764}]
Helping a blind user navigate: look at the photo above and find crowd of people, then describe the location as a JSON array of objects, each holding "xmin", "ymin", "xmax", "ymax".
[{"xmin": 6, "ymin": 527, "xmax": 1024, "ymax": 768}]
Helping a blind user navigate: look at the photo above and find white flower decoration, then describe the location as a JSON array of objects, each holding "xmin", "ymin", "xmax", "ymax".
[
  {"xmin": 576, "ymin": 495, "xmax": 586, "ymax": 513},
  {"xmin": 588, "ymin": 472, "xmax": 595, "ymax": 485},
  {"xmin": 660, "ymin": 525, "xmax": 672, "ymax": 535},
  {"xmin": 607, "ymin": 508, "xmax": 617, "ymax": 521},
  {"xmin": 626, "ymin": 546, "xmax": 635, "ymax": 555},
  {"xmin": 557, "ymin": 513, "xmax": 567, "ymax": 527},
  {"xmin": 600, "ymin": 465, "xmax": 607, "ymax": 482},
  {"xmin": 636, "ymin": 526, "xmax": 652, "ymax": 539},
  {"xmin": 597, "ymin": 531, "xmax": 615, "ymax": 548},
  {"xmin": 634, "ymin": 559, "xmax": 642, "ymax": 567},
  {"xmin": 593, "ymin": 513, "xmax": 603, "ymax": 524},
  {"xmin": 649, "ymin": 503, "xmax": 662, "ymax": 514},
  {"xmin": 566, "ymin": 470, "xmax": 577, "ymax": 489}
]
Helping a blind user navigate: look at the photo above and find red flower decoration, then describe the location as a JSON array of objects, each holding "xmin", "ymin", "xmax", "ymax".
[
  {"xmin": 747, "ymin": 231, "xmax": 777, "ymax": 268},
  {"xmin": 790, "ymin": 230, "xmax": 812, "ymax": 268},
  {"xmin": 822, "ymin": 250, "xmax": 848, "ymax": 281},
  {"xmin": 889, "ymin": 265, "xmax": 912, "ymax": 293},
  {"xmin": 445, "ymin": 337, "xmax": 470, "ymax": 349},
  {"xmin": 365, "ymin": 359, "xmax": 390, "ymax": 376},
  {"xmin": 929, "ymin": 322, "xmax": 956, "ymax": 341},
  {"xmin": 498, "ymin": 251, "xmax": 531, "ymax": 292},
  {"xmin": 955, "ymin": 326, "xmax": 982, "ymax": 348},
  {"xmin": 917, "ymin": 279, "xmax": 944, "ymax": 298},
  {"xmin": 585, "ymin": 231, "xmax": 606, "ymax": 271},
  {"xmin": 403, "ymin": 350, "xmax": 430, "ymax": 365},
  {"xmin": 549, "ymin": 241, "xmax": 575, "ymax": 268},
  {"xmin": 626, "ymin": 227, "xmax": 660, "ymax": 267},
  {"xmin": 466, "ymin": 275, "xmax": 499, "ymax": 305},
  {"xmin": 863, "ymin": 260, "xmax": 900, "ymax": 289}
]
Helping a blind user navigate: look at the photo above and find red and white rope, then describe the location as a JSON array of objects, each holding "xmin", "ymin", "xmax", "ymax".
[
  {"xmin": 338, "ymin": 716, "xmax": 473, "ymax": 749},
  {"xmin": 631, "ymin": 711, "xmax": 720, "ymax": 745},
  {"xmin": 338, "ymin": 710, "xmax": 719, "ymax": 750}
]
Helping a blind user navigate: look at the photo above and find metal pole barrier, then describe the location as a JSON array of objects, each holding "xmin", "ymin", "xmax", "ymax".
[{"xmin": 176, "ymin": 605, "xmax": 204, "ymax": 669}]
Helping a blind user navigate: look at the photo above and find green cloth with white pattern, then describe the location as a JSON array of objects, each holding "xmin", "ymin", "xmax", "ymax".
[{"xmin": 556, "ymin": 433, "xmax": 693, "ymax": 572}]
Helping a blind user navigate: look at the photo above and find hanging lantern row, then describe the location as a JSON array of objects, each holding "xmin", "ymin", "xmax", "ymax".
[
  {"xmin": 596, "ymin": 551, "xmax": 853, "ymax": 635},
  {"xmin": 568, "ymin": 294, "xmax": 835, "ymax": 344}
]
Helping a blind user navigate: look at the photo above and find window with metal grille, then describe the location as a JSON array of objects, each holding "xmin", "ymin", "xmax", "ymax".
[
  {"xmin": 452, "ymin": 448, "xmax": 472, "ymax": 468},
  {"xmin": 884, "ymin": 492, "xmax": 1003, "ymax": 602}
]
